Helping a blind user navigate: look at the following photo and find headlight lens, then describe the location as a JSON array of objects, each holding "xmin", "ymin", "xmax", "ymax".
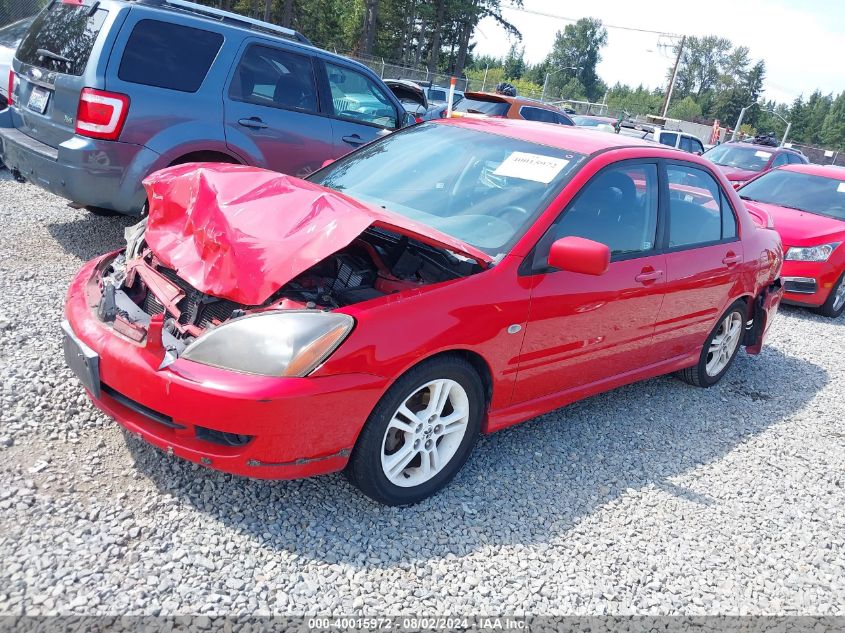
[
  {"xmin": 785, "ymin": 243, "xmax": 840, "ymax": 262},
  {"xmin": 181, "ymin": 311, "xmax": 354, "ymax": 377}
]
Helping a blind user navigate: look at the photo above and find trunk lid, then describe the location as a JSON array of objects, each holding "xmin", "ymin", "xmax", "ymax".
[
  {"xmin": 142, "ymin": 164, "xmax": 492, "ymax": 305},
  {"xmin": 12, "ymin": 1, "xmax": 110, "ymax": 149}
]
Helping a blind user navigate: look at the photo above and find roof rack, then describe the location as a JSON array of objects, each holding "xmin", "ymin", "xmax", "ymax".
[{"xmin": 136, "ymin": 0, "xmax": 311, "ymax": 45}]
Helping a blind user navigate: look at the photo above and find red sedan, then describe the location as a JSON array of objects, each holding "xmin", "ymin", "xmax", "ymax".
[
  {"xmin": 738, "ymin": 164, "xmax": 845, "ymax": 317},
  {"xmin": 63, "ymin": 119, "xmax": 784, "ymax": 505}
]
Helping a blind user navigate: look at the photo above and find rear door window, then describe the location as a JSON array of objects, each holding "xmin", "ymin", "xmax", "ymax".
[
  {"xmin": 229, "ymin": 44, "xmax": 318, "ymax": 112},
  {"xmin": 666, "ymin": 164, "xmax": 735, "ymax": 248},
  {"xmin": 118, "ymin": 20, "xmax": 223, "ymax": 93},
  {"xmin": 16, "ymin": 4, "xmax": 108, "ymax": 76},
  {"xmin": 520, "ymin": 106, "xmax": 556, "ymax": 123}
]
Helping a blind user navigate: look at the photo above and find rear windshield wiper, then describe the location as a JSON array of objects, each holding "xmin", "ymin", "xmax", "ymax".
[{"xmin": 36, "ymin": 48, "xmax": 71, "ymax": 64}]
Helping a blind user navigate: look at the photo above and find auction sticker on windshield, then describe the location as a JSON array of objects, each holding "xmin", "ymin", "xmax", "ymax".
[
  {"xmin": 837, "ymin": 182, "xmax": 845, "ymax": 193},
  {"xmin": 755, "ymin": 150, "xmax": 772, "ymax": 159},
  {"xmin": 493, "ymin": 152, "xmax": 570, "ymax": 183}
]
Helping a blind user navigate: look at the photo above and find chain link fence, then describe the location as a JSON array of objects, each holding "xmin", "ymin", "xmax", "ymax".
[{"xmin": 1, "ymin": 0, "xmax": 44, "ymax": 27}]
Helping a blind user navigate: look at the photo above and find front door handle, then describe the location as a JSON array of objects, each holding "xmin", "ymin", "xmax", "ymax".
[
  {"xmin": 342, "ymin": 134, "xmax": 364, "ymax": 146},
  {"xmin": 635, "ymin": 269, "xmax": 664, "ymax": 284},
  {"xmin": 722, "ymin": 252, "xmax": 742, "ymax": 266},
  {"xmin": 238, "ymin": 117, "xmax": 268, "ymax": 129}
]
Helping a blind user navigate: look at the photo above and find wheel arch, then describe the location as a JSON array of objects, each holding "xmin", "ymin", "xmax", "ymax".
[{"xmin": 167, "ymin": 150, "xmax": 244, "ymax": 167}]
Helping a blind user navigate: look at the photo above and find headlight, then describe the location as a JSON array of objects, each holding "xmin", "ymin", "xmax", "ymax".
[
  {"xmin": 181, "ymin": 311, "xmax": 354, "ymax": 377},
  {"xmin": 785, "ymin": 243, "xmax": 840, "ymax": 262}
]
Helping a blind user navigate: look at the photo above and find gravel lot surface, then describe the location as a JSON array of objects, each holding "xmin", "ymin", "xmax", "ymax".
[{"xmin": 1, "ymin": 169, "xmax": 844, "ymax": 617}]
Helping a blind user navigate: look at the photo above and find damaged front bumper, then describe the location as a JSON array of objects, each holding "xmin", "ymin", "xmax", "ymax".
[{"xmin": 64, "ymin": 254, "xmax": 389, "ymax": 479}]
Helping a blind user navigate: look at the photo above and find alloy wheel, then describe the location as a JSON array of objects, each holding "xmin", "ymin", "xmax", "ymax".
[
  {"xmin": 380, "ymin": 379, "xmax": 470, "ymax": 488},
  {"xmin": 705, "ymin": 311, "xmax": 743, "ymax": 377},
  {"xmin": 832, "ymin": 276, "xmax": 845, "ymax": 313}
]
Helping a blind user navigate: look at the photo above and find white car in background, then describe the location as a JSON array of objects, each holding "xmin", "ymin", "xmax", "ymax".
[{"xmin": 0, "ymin": 17, "xmax": 34, "ymax": 107}]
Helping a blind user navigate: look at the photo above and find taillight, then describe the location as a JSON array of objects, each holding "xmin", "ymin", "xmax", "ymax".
[
  {"xmin": 76, "ymin": 88, "xmax": 130, "ymax": 141},
  {"xmin": 7, "ymin": 71, "xmax": 17, "ymax": 106}
]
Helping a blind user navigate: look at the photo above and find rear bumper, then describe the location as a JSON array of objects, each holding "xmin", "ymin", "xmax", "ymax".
[
  {"xmin": 64, "ymin": 255, "xmax": 390, "ymax": 479},
  {"xmin": 0, "ymin": 121, "xmax": 156, "ymax": 215},
  {"xmin": 781, "ymin": 261, "xmax": 840, "ymax": 307}
]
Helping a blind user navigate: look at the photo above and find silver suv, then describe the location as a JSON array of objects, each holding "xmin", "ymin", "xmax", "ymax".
[{"xmin": 1, "ymin": 0, "xmax": 414, "ymax": 215}]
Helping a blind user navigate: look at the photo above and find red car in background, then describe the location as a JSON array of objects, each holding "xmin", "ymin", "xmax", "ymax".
[
  {"xmin": 63, "ymin": 119, "xmax": 783, "ymax": 505},
  {"xmin": 704, "ymin": 141, "xmax": 808, "ymax": 187},
  {"xmin": 738, "ymin": 164, "xmax": 845, "ymax": 317}
]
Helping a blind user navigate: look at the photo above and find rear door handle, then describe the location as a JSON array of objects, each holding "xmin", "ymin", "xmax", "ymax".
[
  {"xmin": 238, "ymin": 117, "xmax": 268, "ymax": 129},
  {"xmin": 722, "ymin": 253, "xmax": 742, "ymax": 266},
  {"xmin": 342, "ymin": 134, "xmax": 364, "ymax": 146},
  {"xmin": 635, "ymin": 269, "xmax": 664, "ymax": 283}
]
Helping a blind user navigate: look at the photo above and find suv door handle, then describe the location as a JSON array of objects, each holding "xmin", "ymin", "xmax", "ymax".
[
  {"xmin": 722, "ymin": 252, "xmax": 742, "ymax": 266},
  {"xmin": 635, "ymin": 269, "xmax": 664, "ymax": 284},
  {"xmin": 342, "ymin": 134, "xmax": 364, "ymax": 146},
  {"xmin": 238, "ymin": 117, "xmax": 267, "ymax": 129}
]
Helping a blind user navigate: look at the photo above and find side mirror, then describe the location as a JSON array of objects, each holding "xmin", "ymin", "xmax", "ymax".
[
  {"xmin": 547, "ymin": 236, "xmax": 610, "ymax": 276},
  {"xmin": 402, "ymin": 111, "xmax": 417, "ymax": 127},
  {"xmin": 321, "ymin": 158, "xmax": 335, "ymax": 169}
]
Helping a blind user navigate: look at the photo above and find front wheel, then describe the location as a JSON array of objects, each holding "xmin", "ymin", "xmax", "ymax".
[
  {"xmin": 345, "ymin": 356, "xmax": 484, "ymax": 506},
  {"xmin": 815, "ymin": 271, "xmax": 845, "ymax": 318},
  {"xmin": 678, "ymin": 300, "xmax": 746, "ymax": 388}
]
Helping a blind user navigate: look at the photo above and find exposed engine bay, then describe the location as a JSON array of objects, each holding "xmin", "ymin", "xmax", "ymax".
[{"xmin": 96, "ymin": 224, "xmax": 481, "ymax": 357}]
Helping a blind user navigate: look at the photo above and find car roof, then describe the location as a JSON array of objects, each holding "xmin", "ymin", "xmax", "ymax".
[
  {"xmin": 780, "ymin": 164, "xmax": 845, "ymax": 179},
  {"xmin": 728, "ymin": 141, "xmax": 796, "ymax": 154},
  {"xmin": 437, "ymin": 117, "xmax": 660, "ymax": 154},
  {"xmin": 463, "ymin": 92, "xmax": 562, "ymax": 110}
]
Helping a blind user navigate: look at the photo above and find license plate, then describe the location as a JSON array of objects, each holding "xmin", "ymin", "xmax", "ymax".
[
  {"xmin": 62, "ymin": 320, "xmax": 100, "ymax": 398},
  {"xmin": 27, "ymin": 86, "xmax": 50, "ymax": 114}
]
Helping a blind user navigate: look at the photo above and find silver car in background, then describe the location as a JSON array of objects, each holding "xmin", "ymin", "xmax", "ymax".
[{"xmin": 0, "ymin": 17, "xmax": 34, "ymax": 107}]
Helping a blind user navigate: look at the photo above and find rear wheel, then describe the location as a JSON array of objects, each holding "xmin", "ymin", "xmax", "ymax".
[
  {"xmin": 678, "ymin": 300, "xmax": 746, "ymax": 388},
  {"xmin": 815, "ymin": 271, "xmax": 845, "ymax": 318},
  {"xmin": 345, "ymin": 356, "xmax": 483, "ymax": 506}
]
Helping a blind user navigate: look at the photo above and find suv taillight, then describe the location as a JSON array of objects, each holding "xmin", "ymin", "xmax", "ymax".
[
  {"xmin": 7, "ymin": 71, "xmax": 17, "ymax": 106},
  {"xmin": 76, "ymin": 88, "xmax": 130, "ymax": 141}
]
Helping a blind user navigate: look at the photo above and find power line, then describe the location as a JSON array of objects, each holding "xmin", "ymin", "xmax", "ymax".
[{"xmin": 500, "ymin": 3, "xmax": 684, "ymax": 39}]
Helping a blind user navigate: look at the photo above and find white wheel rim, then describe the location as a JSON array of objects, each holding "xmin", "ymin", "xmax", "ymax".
[
  {"xmin": 380, "ymin": 378, "xmax": 470, "ymax": 488},
  {"xmin": 832, "ymin": 276, "xmax": 845, "ymax": 312},
  {"xmin": 705, "ymin": 311, "xmax": 743, "ymax": 377}
]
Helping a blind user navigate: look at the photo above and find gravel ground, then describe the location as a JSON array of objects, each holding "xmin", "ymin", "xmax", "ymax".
[{"xmin": 1, "ymin": 169, "xmax": 844, "ymax": 617}]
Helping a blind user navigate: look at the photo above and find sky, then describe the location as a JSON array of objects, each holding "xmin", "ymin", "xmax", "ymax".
[{"xmin": 471, "ymin": 0, "xmax": 845, "ymax": 104}]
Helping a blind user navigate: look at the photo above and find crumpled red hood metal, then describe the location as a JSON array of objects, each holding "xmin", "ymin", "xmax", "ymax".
[{"xmin": 142, "ymin": 164, "xmax": 491, "ymax": 305}]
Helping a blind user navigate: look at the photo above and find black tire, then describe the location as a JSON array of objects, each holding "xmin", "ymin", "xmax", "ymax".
[
  {"xmin": 678, "ymin": 300, "xmax": 747, "ymax": 388},
  {"xmin": 85, "ymin": 205, "xmax": 122, "ymax": 217},
  {"xmin": 345, "ymin": 355, "xmax": 484, "ymax": 506},
  {"xmin": 814, "ymin": 271, "xmax": 845, "ymax": 318}
]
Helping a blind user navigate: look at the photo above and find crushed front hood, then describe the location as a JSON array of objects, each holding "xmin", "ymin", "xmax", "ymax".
[{"xmin": 142, "ymin": 164, "xmax": 491, "ymax": 305}]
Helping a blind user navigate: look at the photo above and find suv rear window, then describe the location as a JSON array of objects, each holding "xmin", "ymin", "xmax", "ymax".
[
  {"xmin": 118, "ymin": 20, "xmax": 223, "ymax": 93},
  {"xmin": 454, "ymin": 97, "xmax": 509, "ymax": 117},
  {"xmin": 16, "ymin": 4, "xmax": 108, "ymax": 76}
]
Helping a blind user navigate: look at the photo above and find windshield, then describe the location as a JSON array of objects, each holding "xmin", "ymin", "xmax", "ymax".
[
  {"xmin": 309, "ymin": 123, "xmax": 586, "ymax": 256},
  {"xmin": 705, "ymin": 144, "xmax": 772, "ymax": 172},
  {"xmin": 454, "ymin": 97, "xmax": 510, "ymax": 117},
  {"xmin": 739, "ymin": 170, "xmax": 845, "ymax": 220}
]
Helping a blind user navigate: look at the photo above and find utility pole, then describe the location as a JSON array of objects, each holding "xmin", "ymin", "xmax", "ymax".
[
  {"xmin": 731, "ymin": 106, "xmax": 749, "ymax": 141},
  {"xmin": 661, "ymin": 35, "xmax": 686, "ymax": 118}
]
